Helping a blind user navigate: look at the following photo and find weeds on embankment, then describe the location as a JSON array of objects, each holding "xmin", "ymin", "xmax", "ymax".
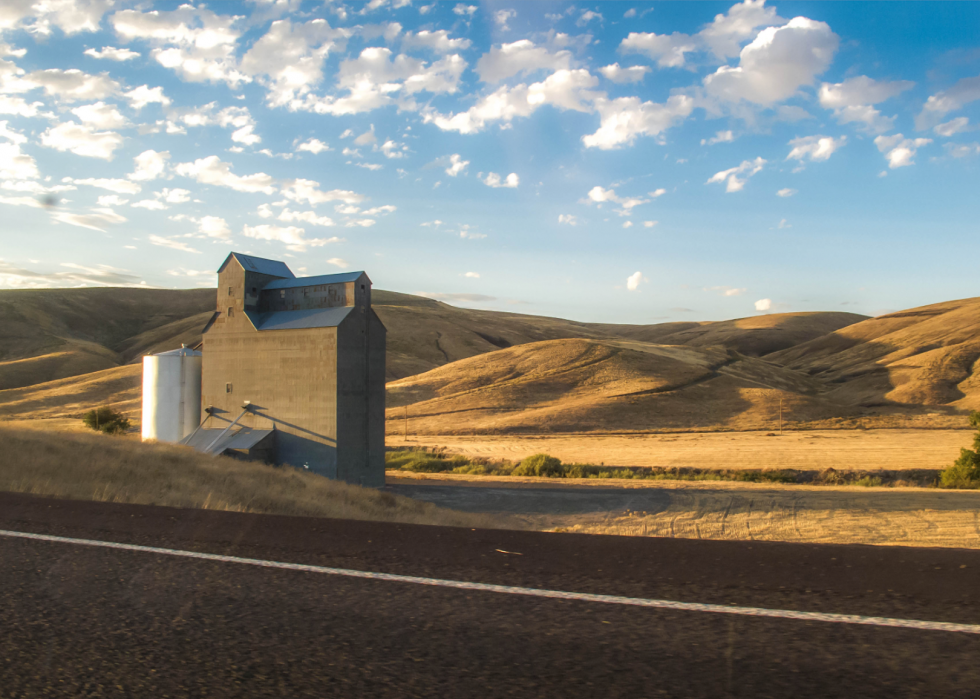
[
  {"xmin": 0, "ymin": 426, "xmax": 506, "ymax": 528},
  {"xmin": 385, "ymin": 448, "xmax": 938, "ymax": 488}
]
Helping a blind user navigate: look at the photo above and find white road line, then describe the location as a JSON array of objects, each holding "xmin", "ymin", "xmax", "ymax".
[{"xmin": 2, "ymin": 528, "xmax": 978, "ymax": 635}]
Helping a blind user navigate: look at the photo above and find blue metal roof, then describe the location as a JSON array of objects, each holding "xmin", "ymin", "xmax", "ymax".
[
  {"xmin": 221, "ymin": 252, "xmax": 295, "ymax": 279},
  {"xmin": 245, "ymin": 307, "xmax": 353, "ymax": 331},
  {"xmin": 262, "ymin": 271, "xmax": 367, "ymax": 290}
]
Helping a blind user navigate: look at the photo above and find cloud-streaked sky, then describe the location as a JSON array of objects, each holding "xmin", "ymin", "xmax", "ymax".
[{"xmin": 1, "ymin": 1, "xmax": 978, "ymax": 322}]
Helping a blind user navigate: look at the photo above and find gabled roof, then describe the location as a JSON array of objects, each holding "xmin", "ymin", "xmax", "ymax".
[
  {"xmin": 219, "ymin": 252, "xmax": 295, "ymax": 279},
  {"xmin": 245, "ymin": 306, "xmax": 353, "ymax": 331},
  {"xmin": 262, "ymin": 271, "xmax": 368, "ymax": 290}
]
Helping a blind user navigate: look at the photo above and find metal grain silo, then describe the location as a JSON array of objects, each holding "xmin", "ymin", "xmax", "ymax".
[{"xmin": 141, "ymin": 345, "xmax": 202, "ymax": 443}]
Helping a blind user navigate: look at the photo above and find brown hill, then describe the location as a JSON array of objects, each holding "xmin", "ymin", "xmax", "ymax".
[
  {"xmin": 385, "ymin": 338, "xmax": 840, "ymax": 434},
  {"xmin": 0, "ymin": 364, "xmax": 141, "ymax": 421},
  {"xmin": 767, "ymin": 297, "xmax": 980, "ymax": 410}
]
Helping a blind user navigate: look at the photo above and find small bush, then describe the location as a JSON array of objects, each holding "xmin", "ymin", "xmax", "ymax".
[
  {"xmin": 853, "ymin": 476, "xmax": 884, "ymax": 488},
  {"xmin": 512, "ymin": 453, "xmax": 565, "ymax": 478},
  {"xmin": 82, "ymin": 407, "xmax": 131, "ymax": 435},
  {"xmin": 940, "ymin": 412, "xmax": 980, "ymax": 489}
]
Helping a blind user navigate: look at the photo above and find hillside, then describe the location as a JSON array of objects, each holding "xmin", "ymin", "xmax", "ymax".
[
  {"xmin": 385, "ymin": 338, "xmax": 843, "ymax": 434},
  {"xmin": 767, "ymin": 297, "xmax": 980, "ymax": 410},
  {"xmin": 0, "ymin": 286, "xmax": 864, "ymax": 387}
]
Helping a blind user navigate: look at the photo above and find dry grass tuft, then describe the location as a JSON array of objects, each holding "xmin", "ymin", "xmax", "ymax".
[{"xmin": 0, "ymin": 426, "xmax": 509, "ymax": 529}]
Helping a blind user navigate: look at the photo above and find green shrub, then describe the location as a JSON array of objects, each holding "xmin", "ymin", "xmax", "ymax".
[
  {"xmin": 81, "ymin": 407, "xmax": 131, "ymax": 435},
  {"xmin": 940, "ymin": 412, "xmax": 980, "ymax": 489},
  {"xmin": 512, "ymin": 453, "xmax": 565, "ymax": 477},
  {"xmin": 853, "ymin": 476, "xmax": 884, "ymax": 487}
]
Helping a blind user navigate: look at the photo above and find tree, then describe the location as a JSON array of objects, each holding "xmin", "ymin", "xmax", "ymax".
[
  {"xmin": 82, "ymin": 407, "xmax": 131, "ymax": 435},
  {"xmin": 940, "ymin": 411, "xmax": 980, "ymax": 488}
]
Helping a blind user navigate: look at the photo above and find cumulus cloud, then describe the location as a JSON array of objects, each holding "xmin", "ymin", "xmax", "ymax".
[
  {"xmin": 71, "ymin": 101, "xmax": 127, "ymax": 129},
  {"xmin": 476, "ymin": 39, "xmax": 573, "ymax": 83},
  {"xmin": 125, "ymin": 85, "xmax": 170, "ymax": 110},
  {"xmin": 626, "ymin": 271, "xmax": 645, "ymax": 291},
  {"xmin": 242, "ymin": 223, "xmax": 334, "ymax": 251},
  {"xmin": 874, "ymin": 134, "xmax": 931, "ymax": 168},
  {"xmin": 620, "ymin": 32, "xmax": 698, "ymax": 69},
  {"xmin": 402, "ymin": 29, "xmax": 471, "ymax": 53},
  {"xmin": 445, "ymin": 153, "xmax": 469, "ymax": 176},
  {"xmin": 706, "ymin": 157, "xmax": 766, "ymax": 192},
  {"xmin": 934, "ymin": 117, "xmax": 970, "ymax": 138},
  {"xmin": 128, "ymin": 149, "xmax": 170, "ymax": 181},
  {"xmin": 198, "ymin": 215, "xmax": 231, "ymax": 239},
  {"xmin": 585, "ymin": 185, "xmax": 649, "ymax": 216},
  {"xmin": 453, "ymin": 4, "xmax": 477, "ymax": 17},
  {"xmin": 598, "ymin": 63, "xmax": 650, "ymax": 84},
  {"xmin": 643, "ymin": 220, "xmax": 657, "ymax": 228},
  {"xmin": 558, "ymin": 214, "xmax": 578, "ymax": 225},
  {"xmin": 15, "ymin": 68, "xmax": 120, "ymax": 102},
  {"xmin": 493, "ymin": 9, "xmax": 516, "ymax": 30},
  {"xmin": 945, "ymin": 142, "xmax": 980, "ymax": 158},
  {"xmin": 917, "ymin": 74, "xmax": 980, "ymax": 129},
  {"xmin": 755, "ymin": 298, "xmax": 772, "ymax": 311},
  {"xmin": 297, "ymin": 138, "xmax": 331, "ymax": 154},
  {"xmin": 583, "ymin": 94, "xmax": 694, "ymax": 149},
  {"xmin": 84, "ymin": 46, "xmax": 140, "ymax": 61},
  {"xmin": 280, "ymin": 178, "xmax": 365, "ymax": 206},
  {"xmin": 817, "ymin": 76, "xmax": 913, "ymax": 133},
  {"xmin": 0, "ymin": 141, "xmax": 39, "ymax": 180},
  {"xmin": 40, "ymin": 122, "xmax": 123, "ymax": 160},
  {"xmin": 702, "ymin": 130, "xmax": 735, "ymax": 146},
  {"xmin": 175, "ymin": 156, "xmax": 275, "ymax": 194},
  {"xmin": 777, "ymin": 188, "xmax": 797, "ymax": 197},
  {"xmin": 327, "ymin": 257, "xmax": 350, "ymax": 268},
  {"xmin": 703, "ymin": 18, "xmax": 838, "ymax": 106},
  {"xmin": 276, "ymin": 208, "xmax": 336, "ymax": 226},
  {"xmin": 483, "ymin": 172, "xmax": 518, "ymax": 188},
  {"xmin": 785, "ymin": 135, "xmax": 845, "ymax": 162},
  {"xmin": 168, "ymin": 103, "xmax": 261, "ymax": 145}
]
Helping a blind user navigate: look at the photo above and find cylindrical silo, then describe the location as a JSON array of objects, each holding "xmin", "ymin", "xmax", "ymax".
[{"xmin": 141, "ymin": 345, "xmax": 203, "ymax": 443}]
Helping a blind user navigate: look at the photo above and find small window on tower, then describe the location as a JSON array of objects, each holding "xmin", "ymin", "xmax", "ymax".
[
  {"xmin": 226, "ymin": 383, "xmax": 232, "ymax": 394},
  {"xmin": 361, "ymin": 284, "xmax": 365, "ymax": 290},
  {"xmin": 228, "ymin": 286, "xmax": 233, "ymax": 296},
  {"xmin": 280, "ymin": 290, "xmax": 286, "ymax": 298},
  {"xmin": 227, "ymin": 306, "xmax": 234, "ymax": 318}
]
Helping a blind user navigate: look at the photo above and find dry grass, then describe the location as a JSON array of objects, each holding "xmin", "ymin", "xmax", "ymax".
[
  {"xmin": 0, "ymin": 426, "xmax": 509, "ymax": 529},
  {"xmin": 396, "ymin": 429, "xmax": 971, "ymax": 472},
  {"xmin": 0, "ymin": 364, "xmax": 141, "ymax": 421}
]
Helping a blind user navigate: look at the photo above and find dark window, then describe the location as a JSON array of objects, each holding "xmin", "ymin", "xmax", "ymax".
[
  {"xmin": 228, "ymin": 286, "xmax": 233, "ymax": 296},
  {"xmin": 251, "ymin": 287, "xmax": 257, "ymax": 294},
  {"xmin": 280, "ymin": 290, "xmax": 286, "ymax": 298},
  {"xmin": 361, "ymin": 284, "xmax": 365, "ymax": 290},
  {"xmin": 227, "ymin": 306, "xmax": 234, "ymax": 318},
  {"xmin": 226, "ymin": 383, "xmax": 232, "ymax": 394}
]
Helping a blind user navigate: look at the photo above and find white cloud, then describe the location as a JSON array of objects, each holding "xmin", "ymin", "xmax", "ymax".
[
  {"xmin": 622, "ymin": 220, "xmax": 633, "ymax": 229},
  {"xmin": 945, "ymin": 142, "xmax": 980, "ymax": 158},
  {"xmin": 463, "ymin": 271, "xmax": 480, "ymax": 278},
  {"xmin": 97, "ymin": 194, "xmax": 128, "ymax": 206},
  {"xmin": 131, "ymin": 199, "xmax": 167, "ymax": 210},
  {"xmin": 243, "ymin": 223, "xmax": 333, "ymax": 251},
  {"xmin": 52, "ymin": 207, "xmax": 127, "ymax": 233},
  {"xmin": 934, "ymin": 117, "xmax": 970, "ymax": 138},
  {"xmin": 198, "ymin": 215, "xmax": 231, "ymax": 239},
  {"xmin": 0, "ymin": 142, "xmax": 38, "ymax": 180},
  {"xmin": 582, "ymin": 94, "xmax": 694, "ymax": 149},
  {"xmin": 706, "ymin": 157, "xmax": 766, "ymax": 192},
  {"xmin": 345, "ymin": 219, "xmax": 376, "ymax": 227},
  {"xmin": 817, "ymin": 76, "xmax": 913, "ymax": 134},
  {"xmin": 0, "ymin": 261, "xmax": 143, "ymax": 289},
  {"xmin": 40, "ymin": 122, "xmax": 123, "ymax": 160},
  {"xmin": 175, "ymin": 156, "xmax": 276, "ymax": 194},
  {"xmin": 380, "ymin": 139, "xmax": 407, "ymax": 158},
  {"xmin": 403, "ymin": 30, "xmax": 471, "ymax": 53},
  {"xmin": 649, "ymin": 188, "xmax": 667, "ymax": 198},
  {"xmin": 585, "ymin": 185, "xmax": 648, "ymax": 215},
  {"xmin": 0, "ymin": 96, "xmax": 43, "ymax": 117},
  {"xmin": 703, "ymin": 18, "xmax": 838, "ymax": 106},
  {"xmin": 785, "ymin": 135, "xmax": 845, "ymax": 162},
  {"xmin": 361, "ymin": 204, "xmax": 396, "ymax": 215},
  {"xmin": 917, "ymin": 74, "xmax": 980, "ymax": 129},
  {"xmin": 453, "ymin": 4, "xmax": 477, "ymax": 17},
  {"xmin": 577, "ymin": 10, "xmax": 602, "ymax": 27},
  {"xmin": 277, "ymin": 208, "xmax": 336, "ymax": 226},
  {"xmin": 128, "ymin": 149, "xmax": 170, "ymax": 181},
  {"xmin": 493, "ymin": 9, "xmax": 516, "ymax": 30},
  {"xmin": 65, "ymin": 177, "xmax": 141, "ymax": 194},
  {"xmin": 426, "ymin": 68, "xmax": 600, "ymax": 134},
  {"xmin": 706, "ymin": 286, "xmax": 747, "ymax": 296},
  {"xmin": 476, "ymin": 39, "xmax": 573, "ymax": 83},
  {"xmin": 701, "ymin": 130, "xmax": 734, "ymax": 146},
  {"xmin": 776, "ymin": 218, "xmax": 791, "ymax": 229},
  {"xmin": 125, "ymin": 85, "xmax": 171, "ymax": 110},
  {"xmin": 445, "ymin": 153, "xmax": 469, "ymax": 177},
  {"xmin": 643, "ymin": 220, "xmax": 657, "ymax": 228},
  {"xmin": 874, "ymin": 133, "xmax": 931, "ymax": 168},
  {"xmin": 168, "ymin": 103, "xmax": 261, "ymax": 145},
  {"xmin": 71, "ymin": 101, "xmax": 127, "ymax": 129},
  {"xmin": 149, "ymin": 234, "xmax": 200, "ymax": 253},
  {"xmin": 626, "ymin": 271, "xmax": 645, "ymax": 291},
  {"xmin": 159, "ymin": 188, "xmax": 190, "ymax": 203},
  {"xmin": 620, "ymin": 32, "xmax": 697, "ymax": 68},
  {"xmin": 327, "ymin": 257, "xmax": 349, "ymax": 268},
  {"xmin": 483, "ymin": 172, "xmax": 519, "ymax": 188},
  {"xmin": 84, "ymin": 46, "xmax": 140, "ymax": 61},
  {"xmin": 353, "ymin": 162, "xmax": 383, "ymax": 171},
  {"xmin": 776, "ymin": 188, "xmax": 797, "ymax": 197},
  {"xmin": 354, "ymin": 125, "xmax": 376, "ymax": 145},
  {"xmin": 297, "ymin": 138, "xmax": 331, "ymax": 154},
  {"xmin": 755, "ymin": 298, "xmax": 772, "ymax": 311},
  {"xmin": 558, "ymin": 214, "xmax": 578, "ymax": 225},
  {"xmin": 111, "ymin": 6, "xmax": 249, "ymax": 87},
  {"xmin": 281, "ymin": 178, "xmax": 365, "ymax": 206},
  {"xmin": 598, "ymin": 63, "xmax": 650, "ymax": 84},
  {"xmin": 16, "ymin": 68, "xmax": 119, "ymax": 103}
]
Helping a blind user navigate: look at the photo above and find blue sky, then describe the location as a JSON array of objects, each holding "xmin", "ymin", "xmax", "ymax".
[{"xmin": 0, "ymin": 1, "xmax": 978, "ymax": 323}]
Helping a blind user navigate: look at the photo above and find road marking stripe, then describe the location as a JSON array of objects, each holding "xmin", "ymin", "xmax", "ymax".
[{"xmin": 3, "ymin": 528, "xmax": 978, "ymax": 635}]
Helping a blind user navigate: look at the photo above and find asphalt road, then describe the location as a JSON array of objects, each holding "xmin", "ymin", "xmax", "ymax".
[{"xmin": 3, "ymin": 491, "xmax": 980, "ymax": 698}]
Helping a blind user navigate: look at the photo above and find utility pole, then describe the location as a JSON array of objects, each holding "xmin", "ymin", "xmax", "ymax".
[
  {"xmin": 404, "ymin": 405, "xmax": 409, "ymax": 442},
  {"xmin": 779, "ymin": 397, "xmax": 783, "ymax": 435}
]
